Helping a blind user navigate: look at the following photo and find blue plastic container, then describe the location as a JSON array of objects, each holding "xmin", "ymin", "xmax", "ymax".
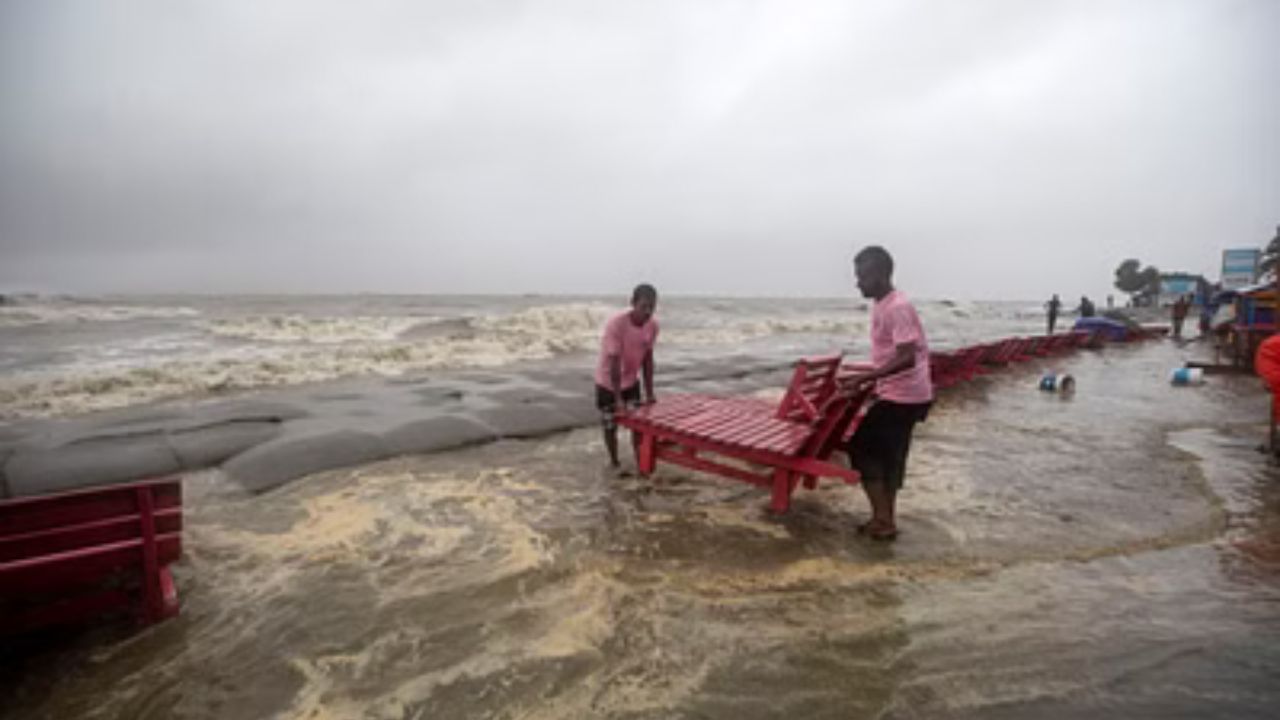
[{"xmin": 1039, "ymin": 373, "xmax": 1075, "ymax": 393}]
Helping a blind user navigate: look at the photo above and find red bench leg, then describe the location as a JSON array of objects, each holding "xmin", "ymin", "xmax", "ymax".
[
  {"xmin": 770, "ymin": 469, "xmax": 792, "ymax": 514},
  {"xmin": 136, "ymin": 486, "xmax": 164, "ymax": 625},
  {"xmin": 636, "ymin": 431, "xmax": 656, "ymax": 476},
  {"xmin": 158, "ymin": 566, "xmax": 179, "ymax": 620}
]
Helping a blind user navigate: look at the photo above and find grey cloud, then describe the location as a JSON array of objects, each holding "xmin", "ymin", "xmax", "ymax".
[{"xmin": 2, "ymin": 0, "xmax": 1276, "ymax": 298}]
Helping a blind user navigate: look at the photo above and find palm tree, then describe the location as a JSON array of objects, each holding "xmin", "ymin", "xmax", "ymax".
[
  {"xmin": 1114, "ymin": 259, "xmax": 1160, "ymax": 306},
  {"xmin": 1262, "ymin": 225, "xmax": 1280, "ymax": 281}
]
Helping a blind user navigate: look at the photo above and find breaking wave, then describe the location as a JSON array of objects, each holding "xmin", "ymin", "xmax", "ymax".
[
  {"xmin": 0, "ymin": 301, "xmax": 876, "ymax": 418},
  {"xmin": 0, "ymin": 299, "xmax": 199, "ymax": 327},
  {"xmin": 201, "ymin": 315, "xmax": 430, "ymax": 344}
]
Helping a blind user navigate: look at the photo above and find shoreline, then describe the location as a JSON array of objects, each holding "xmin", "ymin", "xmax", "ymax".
[
  {"xmin": 0, "ymin": 321, "xmax": 1182, "ymax": 501},
  {"xmin": 0, "ymin": 354, "xmax": 797, "ymax": 499}
]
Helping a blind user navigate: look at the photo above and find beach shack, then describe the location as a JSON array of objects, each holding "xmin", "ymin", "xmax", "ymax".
[{"xmin": 1212, "ymin": 282, "xmax": 1276, "ymax": 368}]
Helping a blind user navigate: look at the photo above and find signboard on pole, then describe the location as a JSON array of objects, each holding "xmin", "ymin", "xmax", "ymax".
[
  {"xmin": 1158, "ymin": 275, "xmax": 1199, "ymax": 306},
  {"xmin": 1222, "ymin": 248, "xmax": 1260, "ymax": 290}
]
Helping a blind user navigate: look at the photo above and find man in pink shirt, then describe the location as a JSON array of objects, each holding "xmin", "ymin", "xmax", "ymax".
[
  {"xmin": 842, "ymin": 246, "xmax": 933, "ymax": 540},
  {"xmin": 595, "ymin": 284, "xmax": 659, "ymax": 471}
]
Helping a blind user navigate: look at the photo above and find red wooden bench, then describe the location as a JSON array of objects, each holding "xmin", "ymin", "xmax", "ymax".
[
  {"xmin": 928, "ymin": 351, "xmax": 962, "ymax": 389},
  {"xmin": 1040, "ymin": 333, "xmax": 1070, "ymax": 354},
  {"xmin": 930, "ymin": 345, "xmax": 987, "ymax": 388},
  {"xmin": 1017, "ymin": 335, "xmax": 1052, "ymax": 360},
  {"xmin": 0, "ymin": 478, "xmax": 182, "ymax": 636},
  {"xmin": 969, "ymin": 341, "xmax": 1003, "ymax": 375},
  {"xmin": 980, "ymin": 337, "xmax": 1028, "ymax": 367},
  {"xmin": 618, "ymin": 354, "xmax": 869, "ymax": 513}
]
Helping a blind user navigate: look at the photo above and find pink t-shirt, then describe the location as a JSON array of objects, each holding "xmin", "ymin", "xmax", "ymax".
[
  {"xmin": 869, "ymin": 290, "xmax": 933, "ymax": 404},
  {"xmin": 594, "ymin": 311, "xmax": 659, "ymax": 389}
]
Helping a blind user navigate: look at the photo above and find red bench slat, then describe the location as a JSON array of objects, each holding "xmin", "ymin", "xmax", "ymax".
[
  {"xmin": 0, "ymin": 483, "xmax": 180, "ymax": 536},
  {"xmin": 705, "ymin": 419, "xmax": 758, "ymax": 446},
  {"xmin": 0, "ymin": 508, "xmax": 181, "ymax": 563},
  {"xmin": 2, "ymin": 533, "xmax": 182, "ymax": 594}
]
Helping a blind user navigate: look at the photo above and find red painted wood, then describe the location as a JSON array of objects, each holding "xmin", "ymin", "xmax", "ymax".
[
  {"xmin": 0, "ymin": 508, "xmax": 181, "ymax": 562},
  {"xmin": 713, "ymin": 414, "xmax": 772, "ymax": 445},
  {"xmin": 702, "ymin": 411, "xmax": 763, "ymax": 437},
  {"xmin": 644, "ymin": 429, "xmax": 786, "ymax": 465},
  {"xmin": 136, "ymin": 487, "xmax": 162, "ymax": 623},
  {"xmin": 678, "ymin": 412, "xmax": 739, "ymax": 438},
  {"xmin": 619, "ymin": 330, "xmax": 1161, "ymax": 512},
  {"xmin": 0, "ymin": 481, "xmax": 179, "ymax": 536},
  {"xmin": 158, "ymin": 565, "xmax": 179, "ymax": 619},
  {"xmin": 741, "ymin": 422, "xmax": 789, "ymax": 453},
  {"xmin": 770, "ymin": 469, "xmax": 792, "ymax": 513},
  {"xmin": 1, "ymin": 477, "xmax": 183, "ymax": 635},
  {"xmin": 776, "ymin": 354, "xmax": 841, "ymax": 422},
  {"xmin": 656, "ymin": 447, "xmax": 771, "ymax": 486},
  {"xmin": 734, "ymin": 419, "xmax": 794, "ymax": 448},
  {"xmin": 638, "ymin": 431, "xmax": 656, "ymax": 475},
  {"xmin": 2, "ymin": 534, "xmax": 182, "ymax": 593},
  {"xmin": 767, "ymin": 429, "xmax": 808, "ymax": 455},
  {"xmin": 787, "ymin": 457, "xmax": 860, "ymax": 483}
]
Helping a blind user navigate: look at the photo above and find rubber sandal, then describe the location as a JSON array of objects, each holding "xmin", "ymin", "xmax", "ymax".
[
  {"xmin": 855, "ymin": 517, "xmax": 896, "ymax": 535},
  {"xmin": 857, "ymin": 520, "xmax": 897, "ymax": 539},
  {"xmin": 867, "ymin": 525, "xmax": 898, "ymax": 541}
]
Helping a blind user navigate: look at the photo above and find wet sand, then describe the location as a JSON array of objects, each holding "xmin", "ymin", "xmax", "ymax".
[{"xmin": 3, "ymin": 341, "xmax": 1279, "ymax": 719}]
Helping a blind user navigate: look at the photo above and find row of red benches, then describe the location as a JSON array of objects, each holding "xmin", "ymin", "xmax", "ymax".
[{"xmin": 928, "ymin": 331, "xmax": 1094, "ymax": 389}]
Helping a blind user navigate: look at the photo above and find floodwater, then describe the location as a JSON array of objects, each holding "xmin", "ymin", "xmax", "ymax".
[{"xmin": 3, "ymin": 341, "xmax": 1279, "ymax": 719}]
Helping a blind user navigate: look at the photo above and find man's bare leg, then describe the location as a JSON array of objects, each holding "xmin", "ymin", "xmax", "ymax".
[
  {"xmin": 604, "ymin": 425, "xmax": 620, "ymax": 467},
  {"xmin": 860, "ymin": 480, "xmax": 892, "ymax": 526}
]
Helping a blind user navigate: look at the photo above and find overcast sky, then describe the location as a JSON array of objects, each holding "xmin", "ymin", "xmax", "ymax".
[{"xmin": 1, "ymin": 0, "xmax": 1276, "ymax": 300}]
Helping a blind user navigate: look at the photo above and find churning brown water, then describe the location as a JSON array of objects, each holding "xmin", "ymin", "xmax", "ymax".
[{"xmin": 3, "ymin": 341, "xmax": 1279, "ymax": 719}]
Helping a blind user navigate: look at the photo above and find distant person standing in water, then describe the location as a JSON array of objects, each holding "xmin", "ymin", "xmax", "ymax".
[
  {"xmin": 1045, "ymin": 294, "xmax": 1062, "ymax": 334},
  {"xmin": 841, "ymin": 246, "xmax": 933, "ymax": 541},
  {"xmin": 1171, "ymin": 295, "xmax": 1190, "ymax": 338},
  {"xmin": 595, "ymin": 284, "xmax": 659, "ymax": 473},
  {"xmin": 1078, "ymin": 296, "xmax": 1096, "ymax": 318}
]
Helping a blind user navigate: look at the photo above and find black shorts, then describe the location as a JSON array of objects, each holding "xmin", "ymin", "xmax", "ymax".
[
  {"xmin": 847, "ymin": 400, "xmax": 931, "ymax": 490},
  {"xmin": 596, "ymin": 384, "xmax": 641, "ymax": 430}
]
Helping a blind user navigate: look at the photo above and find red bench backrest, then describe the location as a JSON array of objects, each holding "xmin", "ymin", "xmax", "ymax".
[
  {"xmin": 774, "ymin": 353, "xmax": 843, "ymax": 423},
  {"xmin": 0, "ymin": 478, "xmax": 182, "ymax": 633},
  {"xmin": 803, "ymin": 381, "xmax": 873, "ymax": 461}
]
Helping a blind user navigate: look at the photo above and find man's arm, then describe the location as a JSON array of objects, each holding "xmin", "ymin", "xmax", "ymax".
[
  {"xmin": 609, "ymin": 355, "xmax": 623, "ymax": 405},
  {"xmin": 642, "ymin": 350, "xmax": 655, "ymax": 403},
  {"xmin": 841, "ymin": 342, "xmax": 917, "ymax": 391}
]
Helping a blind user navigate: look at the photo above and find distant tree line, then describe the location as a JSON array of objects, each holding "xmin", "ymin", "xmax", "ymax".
[
  {"xmin": 1113, "ymin": 259, "xmax": 1160, "ymax": 306},
  {"xmin": 1262, "ymin": 224, "xmax": 1280, "ymax": 281},
  {"xmin": 1114, "ymin": 225, "xmax": 1280, "ymax": 305}
]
